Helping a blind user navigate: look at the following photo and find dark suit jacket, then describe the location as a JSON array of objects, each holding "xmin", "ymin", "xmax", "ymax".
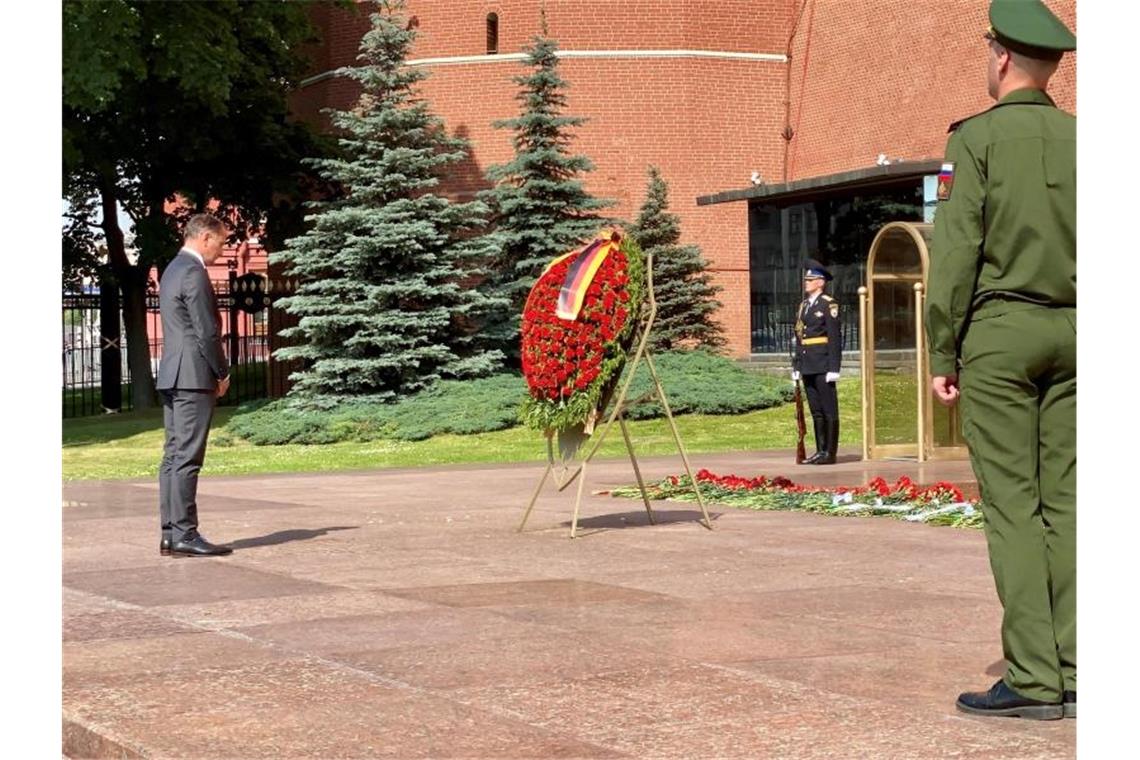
[
  {"xmin": 156, "ymin": 250, "xmax": 229, "ymax": 390},
  {"xmin": 792, "ymin": 293, "xmax": 842, "ymax": 375}
]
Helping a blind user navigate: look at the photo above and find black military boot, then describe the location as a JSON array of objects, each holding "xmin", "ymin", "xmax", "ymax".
[
  {"xmin": 814, "ymin": 418, "xmax": 839, "ymax": 464},
  {"xmin": 803, "ymin": 417, "xmax": 826, "ymax": 464}
]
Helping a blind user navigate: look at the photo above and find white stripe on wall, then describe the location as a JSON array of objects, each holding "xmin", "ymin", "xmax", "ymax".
[{"xmin": 300, "ymin": 48, "xmax": 787, "ymax": 87}]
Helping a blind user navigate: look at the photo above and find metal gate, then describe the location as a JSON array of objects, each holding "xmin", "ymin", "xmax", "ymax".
[{"xmin": 62, "ymin": 272, "xmax": 281, "ymax": 418}]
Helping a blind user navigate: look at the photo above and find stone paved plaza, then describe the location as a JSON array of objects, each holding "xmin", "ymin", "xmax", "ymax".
[{"xmin": 62, "ymin": 449, "xmax": 1074, "ymax": 758}]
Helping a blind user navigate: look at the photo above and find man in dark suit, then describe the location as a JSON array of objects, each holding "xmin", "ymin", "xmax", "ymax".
[
  {"xmin": 156, "ymin": 213, "xmax": 233, "ymax": 557},
  {"xmin": 791, "ymin": 259, "xmax": 842, "ymax": 465}
]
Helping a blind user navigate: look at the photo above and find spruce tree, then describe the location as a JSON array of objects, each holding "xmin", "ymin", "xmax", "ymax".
[
  {"xmin": 273, "ymin": 1, "xmax": 505, "ymax": 405},
  {"xmin": 630, "ymin": 167, "xmax": 725, "ymax": 352},
  {"xmin": 482, "ymin": 21, "xmax": 613, "ymax": 359}
]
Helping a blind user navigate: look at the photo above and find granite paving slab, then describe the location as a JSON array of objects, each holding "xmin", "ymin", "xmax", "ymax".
[
  {"xmin": 65, "ymin": 562, "xmax": 338, "ymax": 607},
  {"xmin": 62, "ymin": 450, "xmax": 1074, "ymax": 758}
]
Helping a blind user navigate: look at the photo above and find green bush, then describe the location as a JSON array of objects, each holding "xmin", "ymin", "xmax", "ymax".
[
  {"xmin": 225, "ymin": 375, "xmax": 526, "ymax": 445},
  {"xmin": 614, "ymin": 350, "xmax": 793, "ymax": 419},
  {"xmin": 226, "ymin": 351, "xmax": 792, "ymax": 445}
]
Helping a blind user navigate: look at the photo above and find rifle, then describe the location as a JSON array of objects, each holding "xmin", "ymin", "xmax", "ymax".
[
  {"xmin": 790, "ymin": 312, "xmax": 806, "ymax": 464},
  {"xmin": 794, "ymin": 378, "xmax": 807, "ymax": 464}
]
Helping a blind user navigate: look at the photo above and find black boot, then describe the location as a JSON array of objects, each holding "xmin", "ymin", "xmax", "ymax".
[
  {"xmin": 802, "ymin": 417, "xmax": 826, "ymax": 464},
  {"xmin": 815, "ymin": 418, "xmax": 839, "ymax": 465}
]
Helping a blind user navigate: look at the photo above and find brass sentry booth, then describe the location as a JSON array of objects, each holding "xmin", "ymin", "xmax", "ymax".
[{"xmin": 858, "ymin": 222, "xmax": 968, "ymax": 462}]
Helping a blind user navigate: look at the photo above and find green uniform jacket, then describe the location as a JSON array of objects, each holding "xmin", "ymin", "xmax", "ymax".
[{"xmin": 926, "ymin": 88, "xmax": 1076, "ymax": 377}]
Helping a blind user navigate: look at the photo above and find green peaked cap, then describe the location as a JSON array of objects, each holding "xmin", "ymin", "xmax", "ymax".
[{"xmin": 989, "ymin": 0, "xmax": 1076, "ymax": 61}]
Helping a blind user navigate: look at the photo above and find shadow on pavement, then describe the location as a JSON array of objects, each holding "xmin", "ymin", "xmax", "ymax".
[
  {"xmin": 229, "ymin": 526, "xmax": 358, "ymax": 550},
  {"xmin": 559, "ymin": 509, "xmax": 723, "ymax": 535},
  {"xmin": 986, "ymin": 659, "xmax": 1007, "ymax": 677}
]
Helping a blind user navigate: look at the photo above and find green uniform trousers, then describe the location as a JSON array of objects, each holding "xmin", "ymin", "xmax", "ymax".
[{"xmin": 959, "ymin": 304, "xmax": 1075, "ymax": 703}]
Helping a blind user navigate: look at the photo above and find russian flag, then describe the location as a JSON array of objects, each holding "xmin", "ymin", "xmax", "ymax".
[{"xmin": 937, "ymin": 162, "xmax": 955, "ymax": 200}]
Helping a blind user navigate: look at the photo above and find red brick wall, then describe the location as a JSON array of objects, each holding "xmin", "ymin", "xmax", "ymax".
[
  {"xmin": 291, "ymin": 1, "xmax": 792, "ymax": 357},
  {"xmin": 303, "ymin": 1, "xmax": 790, "ymax": 64},
  {"xmin": 291, "ymin": 0, "xmax": 1076, "ymax": 358},
  {"xmin": 786, "ymin": 0, "xmax": 1075, "ymax": 179}
]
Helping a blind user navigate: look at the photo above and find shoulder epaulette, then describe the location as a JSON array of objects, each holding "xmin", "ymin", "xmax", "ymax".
[
  {"xmin": 949, "ymin": 100, "xmax": 1057, "ymax": 133},
  {"xmin": 948, "ymin": 111, "xmax": 986, "ymax": 133},
  {"xmin": 821, "ymin": 294, "xmax": 835, "ymax": 302}
]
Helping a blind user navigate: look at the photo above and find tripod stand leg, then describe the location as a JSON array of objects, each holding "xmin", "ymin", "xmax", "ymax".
[
  {"xmin": 569, "ymin": 460, "xmax": 588, "ymax": 539},
  {"xmin": 518, "ymin": 461, "xmax": 552, "ymax": 533},
  {"xmin": 646, "ymin": 352, "xmax": 713, "ymax": 531},
  {"xmin": 619, "ymin": 414, "xmax": 655, "ymax": 525}
]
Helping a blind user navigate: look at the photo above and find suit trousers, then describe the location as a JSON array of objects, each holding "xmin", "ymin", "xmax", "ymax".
[
  {"xmin": 959, "ymin": 306, "xmax": 1076, "ymax": 703},
  {"xmin": 159, "ymin": 389, "xmax": 216, "ymax": 542}
]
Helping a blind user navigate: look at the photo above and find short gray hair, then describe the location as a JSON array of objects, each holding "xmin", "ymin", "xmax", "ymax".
[
  {"xmin": 184, "ymin": 213, "xmax": 226, "ymax": 241},
  {"xmin": 1009, "ymin": 48, "xmax": 1060, "ymax": 82}
]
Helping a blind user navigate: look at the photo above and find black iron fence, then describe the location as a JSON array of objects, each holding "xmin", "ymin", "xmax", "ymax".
[
  {"xmin": 750, "ymin": 295, "xmax": 861, "ymax": 356},
  {"xmin": 62, "ymin": 274, "xmax": 274, "ymax": 418}
]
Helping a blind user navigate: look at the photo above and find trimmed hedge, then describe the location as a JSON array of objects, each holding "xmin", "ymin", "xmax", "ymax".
[
  {"xmin": 225, "ymin": 350, "xmax": 792, "ymax": 445},
  {"xmin": 225, "ymin": 375, "xmax": 526, "ymax": 445},
  {"xmin": 615, "ymin": 349, "xmax": 792, "ymax": 419}
]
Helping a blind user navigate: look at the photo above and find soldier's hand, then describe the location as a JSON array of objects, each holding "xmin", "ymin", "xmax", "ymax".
[
  {"xmin": 791, "ymin": 370, "xmax": 801, "ymax": 382},
  {"xmin": 826, "ymin": 372, "xmax": 840, "ymax": 383},
  {"xmin": 932, "ymin": 375, "xmax": 959, "ymax": 406},
  {"xmin": 217, "ymin": 375, "xmax": 231, "ymax": 398}
]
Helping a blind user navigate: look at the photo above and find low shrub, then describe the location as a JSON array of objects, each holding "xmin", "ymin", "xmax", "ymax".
[
  {"xmin": 613, "ymin": 349, "xmax": 792, "ymax": 419},
  {"xmin": 225, "ymin": 375, "xmax": 526, "ymax": 445},
  {"xmin": 226, "ymin": 351, "xmax": 792, "ymax": 445}
]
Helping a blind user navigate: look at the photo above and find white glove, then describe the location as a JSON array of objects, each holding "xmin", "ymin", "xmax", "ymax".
[
  {"xmin": 791, "ymin": 370, "xmax": 801, "ymax": 382},
  {"xmin": 826, "ymin": 372, "xmax": 841, "ymax": 383}
]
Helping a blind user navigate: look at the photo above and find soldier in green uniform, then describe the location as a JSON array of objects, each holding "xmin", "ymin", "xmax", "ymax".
[
  {"xmin": 792, "ymin": 260, "xmax": 842, "ymax": 465},
  {"xmin": 925, "ymin": 0, "xmax": 1075, "ymax": 721}
]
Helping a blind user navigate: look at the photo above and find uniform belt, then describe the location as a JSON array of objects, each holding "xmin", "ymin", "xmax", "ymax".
[
  {"xmin": 802, "ymin": 337, "xmax": 828, "ymax": 345},
  {"xmin": 972, "ymin": 297, "xmax": 1072, "ymax": 320}
]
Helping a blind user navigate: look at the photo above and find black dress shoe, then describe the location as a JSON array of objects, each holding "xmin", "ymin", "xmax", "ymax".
[
  {"xmin": 801, "ymin": 451, "xmax": 824, "ymax": 464},
  {"xmin": 160, "ymin": 535, "xmax": 172, "ymax": 556},
  {"xmin": 1063, "ymin": 690, "xmax": 1076, "ymax": 718},
  {"xmin": 956, "ymin": 680, "xmax": 1062, "ymax": 720},
  {"xmin": 170, "ymin": 535, "xmax": 233, "ymax": 557}
]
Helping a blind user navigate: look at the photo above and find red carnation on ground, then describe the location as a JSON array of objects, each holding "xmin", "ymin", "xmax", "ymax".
[{"xmin": 668, "ymin": 471, "xmax": 972, "ymax": 504}]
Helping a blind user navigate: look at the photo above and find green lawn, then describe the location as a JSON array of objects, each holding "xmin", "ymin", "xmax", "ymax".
[
  {"xmin": 63, "ymin": 379, "xmax": 873, "ymax": 481},
  {"xmin": 870, "ymin": 371, "xmax": 957, "ymax": 446},
  {"xmin": 62, "ymin": 362, "xmax": 268, "ymax": 418},
  {"xmin": 873, "ymin": 370, "xmax": 920, "ymax": 444}
]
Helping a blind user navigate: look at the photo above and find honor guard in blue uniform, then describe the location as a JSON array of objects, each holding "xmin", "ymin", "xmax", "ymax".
[{"xmin": 792, "ymin": 260, "xmax": 842, "ymax": 464}]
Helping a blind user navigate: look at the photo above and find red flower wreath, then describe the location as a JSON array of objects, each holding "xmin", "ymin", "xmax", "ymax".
[{"xmin": 519, "ymin": 231, "xmax": 646, "ymax": 432}]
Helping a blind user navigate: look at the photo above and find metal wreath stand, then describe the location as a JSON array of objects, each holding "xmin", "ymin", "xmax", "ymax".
[{"xmin": 517, "ymin": 251, "xmax": 713, "ymax": 538}]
